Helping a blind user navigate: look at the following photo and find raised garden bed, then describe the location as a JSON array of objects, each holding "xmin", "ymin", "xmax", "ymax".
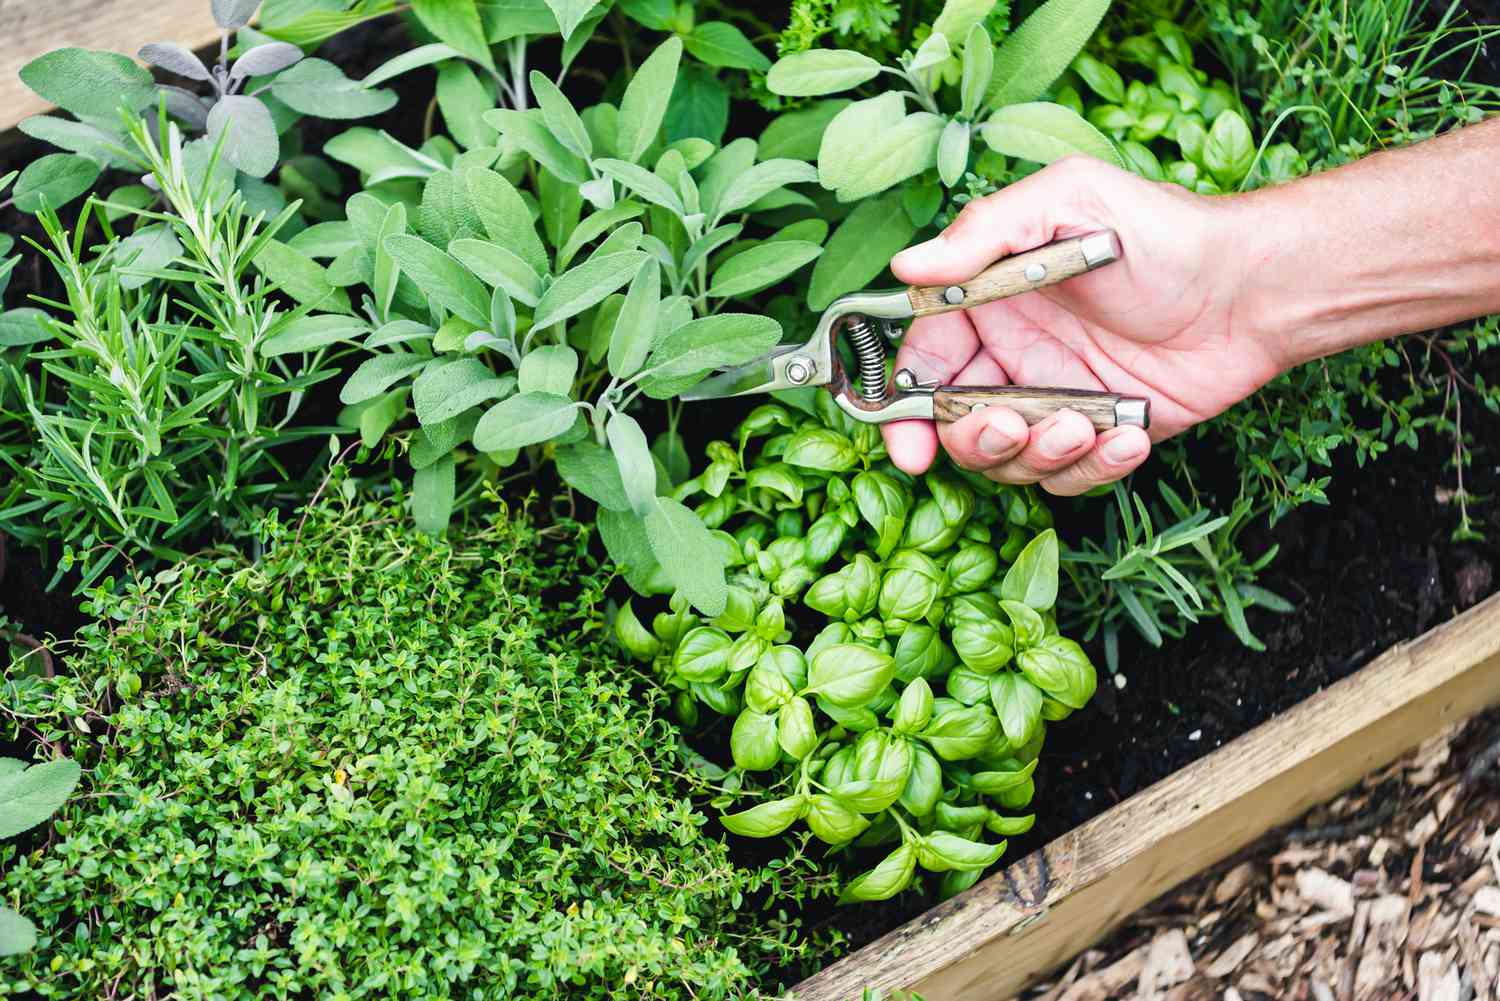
[{"xmin": 793, "ymin": 591, "xmax": 1500, "ymax": 1000}]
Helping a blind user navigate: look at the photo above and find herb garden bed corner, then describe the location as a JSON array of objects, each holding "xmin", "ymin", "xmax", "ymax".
[
  {"xmin": 0, "ymin": 0, "xmax": 217, "ymax": 132},
  {"xmin": 792, "ymin": 591, "xmax": 1500, "ymax": 1001}
]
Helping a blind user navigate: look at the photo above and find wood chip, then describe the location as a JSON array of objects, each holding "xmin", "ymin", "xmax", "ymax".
[
  {"xmin": 1204, "ymin": 934, "xmax": 1259, "ymax": 979},
  {"xmin": 1297, "ymin": 868, "xmax": 1356, "ymax": 917},
  {"xmin": 1416, "ymin": 950, "xmax": 1460, "ymax": 1001},
  {"xmin": 1474, "ymin": 885, "xmax": 1500, "ymax": 917},
  {"xmin": 1408, "ymin": 812, "xmax": 1441, "ymax": 848},
  {"xmin": 1137, "ymin": 930, "xmax": 1194, "ymax": 1000},
  {"xmin": 1215, "ymin": 863, "xmax": 1256, "ymax": 905}
]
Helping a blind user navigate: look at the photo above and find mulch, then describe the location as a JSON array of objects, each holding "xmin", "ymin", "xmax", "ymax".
[{"xmin": 1019, "ymin": 710, "xmax": 1500, "ymax": 1001}]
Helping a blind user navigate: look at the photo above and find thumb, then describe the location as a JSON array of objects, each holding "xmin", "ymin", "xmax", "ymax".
[{"xmin": 890, "ymin": 157, "xmax": 1111, "ymax": 285}]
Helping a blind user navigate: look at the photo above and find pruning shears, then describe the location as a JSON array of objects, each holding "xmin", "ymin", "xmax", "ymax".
[{"xmin": 682, "ymin": 230, "xmax": 1151, "ymax": 431}]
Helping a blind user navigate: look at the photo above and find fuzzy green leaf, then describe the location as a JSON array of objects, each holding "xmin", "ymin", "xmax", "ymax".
[
  {"xmin": 986, "ymin": 0, "xmax": 1111, "ymax": 107},
  {"xmin": 532, "ymin": 251, "xmax": 648, "ymax": 331},
  {"xmin": 411, "ymin": 0, "xmax": 496, "ymax": 70},
  {"xmin": 767, "ymin": 50, "xmax": 881, "ymax": 97},
  {"xmin": 645, "ymin": 496, "xmax": 728, "ymax": 616},
  {"xmin": 13, "ymin": 154, "xmax": 100, "ymax": 214},
  {"xmin": 271, "ymin": 58, "xmax": 399, "ymax": 118},
  {"xmin": 808, "ymin": 193, "xmax": 916, "ymax": 310},
  {"xmin": 618, "ymin": 37, "xmax": 683, "ymax": 162},
  {"xmin": 707, "ymin": 241, "xmax": 821, "ymax": 299},
  {"xmin": 981, "ymin": 102, "xmax": 1123, "ymax": 168},
  {"xmin": 683, "ymin": 22, "xmax": 770, "ymax": 70},
  {"xmin": 607, "ymin": 259, "xmax": 661, "ymax": 378},
  {"xmin": 0, "ymin": 758, "xmax": 81, "ymax": 839},
  {"xmin": 639, "ymin": 314, "xmax": 782, "ymax": 399},
  {"xmin": 472, "ymin": 391, "xmax": 579, "ymax": 451},
  {"xmin": 19, "ymin": 49, "xmax": 156, "ymax": 120},
  {"xmin": 383, "ymin": 234, "xmax": 490, "ymax": 326}
]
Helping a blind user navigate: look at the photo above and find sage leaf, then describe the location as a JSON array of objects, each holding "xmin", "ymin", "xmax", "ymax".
[
  {"xmin": 262, "ymin": 315, "xmax": 368, "ymax": 357},
  {"xmin": 532, "ymin": 251, "xmax": 648, "ymax": 330},
  {"xmin": 684, "ymin": 21, "xmax": 770, "ymax": 70},
  {"xmin": 839, "ymin": 843, "xmax": 916, "ymax": 902},
  {"xmin": 361, "ymin": 43, "xmax": 464, "ymax": 88},
  {"xmin": 383, "ymin": 234, "xmax": 490, "ymax": 326},
  {"xmin": 448, "ymin": 239, "xmax": 545, "ymax": 307},
  {"xmin": 543, "ymin": 0, "xmax": 602, "ymax": 40},
  {"xmin": 437, "ymin": 61, "xmax": 500, "ymax": 150},
  {"xmin": 0, "ymin": 758, "xmax": 81, "ymax": 838},
  {"xmin": 590, "ymin": 158, "xmax": 684, "ymax": 215},
  {"xmin": 485, "ymin": 109, "xmax": 591, "ymax": 182},
  {"xmin": 720, "ymin": 795, "xmax": 805, "ymax": 837},
  {"xmin": 13, "ymin": 154, "xmax": 100, "ymax": 214},
  {"xmin": 758, "ymin": 100, "xmax": 851, "ymax": 161},
  {"xmin": 138, "ymin": 42, "xmax": 212, "ymax": 81},
  {"xmin": 529, "ymin": 70, "xmax": 592, "ymax": 160},
  {"xmin": 607, "ymin": 259, "xmax": 661, "ymax": 378},
  {"xmin": 714, "ymin": 159, "xmax": 819, "ymax": 219},
  {"xmin": 16, "ymin": 116, "xmax": 130, "ymax": 169},
  {"xmin": 933, "ymin": 0, "xmax": 994, "ymax": 42},
  {"xmin": 412, "ymin": 453, "xmax": 456, "ymax": 534},
  {"xmin": 411, "ymin": 0, "xmax": 495, "ymax": 70},
  {"xmin": 212, "ymin": 0, "xmax": 261, "ymax": 29},
  {"xmin": 229, "ymin": 42, "xmax": 304, "ymax": 81},
  {"xmin": 606, "ymin": 412, "xmax": 657, "ymax": 514},
  {"xmin": 707, "ymin": 241, "xmax": 821, "ymax": 299},
  {"xmin": 618, "ymin": 37, "xmax": 683, "ymax": 163},
  {"xmin": 271, "ymin": 58, "xmax": 398, "ymax": 119},
  {"xmin": 556, "ymin": 440, "xmax": 631, "ymax": 511},
  {"xmin": 665, "ymin": 65, "xmax": 730, "ymax": 144},
  {"xmin": 207, "ymin": 96, "xmax": 280, "ymax": 178},
  {"xmin": 254, "ymin": 240, "xmax": 348, "ymax": 311},
  {"xmin": 986, "ymin": 0, "xmax": 1111, "ymax": 107},
  {"xmin": 19, "ymin": 49, "xmax": 156, "ymax": 120},
  {"xmin": 517, "ymin": 345, "xmax": 578, "ymax": 395},
  {"xmin": 644, "ymin": 496, "xmax": 729, "ymax": 616},
  {"xmin": 961, "ymin": 24, "xmax": 993, "ymax": 119},
  {"xmin": 639, "ymin": 314, "xmax": 782, "ymax": 399},
  {"xmin": 0, "ymin": 907, "xmax": 37, "ymax": 958},
  {"xmin": 413, "ymin": 357, "xmax": 514, "ymax": 425},
  {"xmin": 981, "ymin": 102, "xmax": 1123, "ymax": 168},
  {"xmin": 473, "ymin": 392, "xmax": 579, "ymax": 451},
  {"xmin": 340, "ymin": 353, "xmax": 428, "ymax": 405},
  {"xmin": 909, "ymin": 31, "xmax": 951, "ymax": 73},
  {"xmin": 767, "ymin": 49, "xmax": 881, "ymax": 97},
  {"xmin": 1000, "ymin": 528, "xmax": 1059, "ymax": 610},
  {"xmin": 938, "ymin": 117, "xmax": 972, "ymax": 187},
  {"xmin": 819, "ymin": 94, "xmax": 944, "ymax": 201},
  {"xmin": 807, "ymin": 193, "xmax": 916, "ymax": 310}
]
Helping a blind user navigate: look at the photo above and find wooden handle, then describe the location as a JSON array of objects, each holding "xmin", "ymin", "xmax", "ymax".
[
  {"xmin": 932, "ymin": 386, "xmax": 1150, "ymax": 430},
  {"xmin": 907, "ymin": 231, "xmax": 1122, "ymax": 318}
]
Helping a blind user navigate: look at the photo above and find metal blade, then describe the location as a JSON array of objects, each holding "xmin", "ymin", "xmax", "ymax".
[{"xmin": 679, "ymin": 355, "xmax": 785, "ymax": 401}]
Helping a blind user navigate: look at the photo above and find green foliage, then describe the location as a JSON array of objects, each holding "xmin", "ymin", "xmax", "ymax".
[
  {"xmin": 0, "ymin": 756, "xmax": 79, "ymax": 957},
  {"xmin": 298, "ymin": 35, "xmax": 823, "ymax": 618},
  {"xmin": 1061, "ymin": 483, "xmax": 1292, "ymax": 673},
  {"xmin": 0, "ymin": 120, "xmax": 344, "ymax": 591},
  {"xmin": 0, "ymin": 493, "xmax": 830, "ymax": 998},
  {"xmin": 14, "ymin": 0, "xmax": 389, "ymax": 218},
  {"xmin": 618, "ymin": 399, "xmax": 1095, "ymax": 900}
]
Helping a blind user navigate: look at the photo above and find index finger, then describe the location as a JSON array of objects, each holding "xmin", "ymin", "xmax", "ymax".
[{"xmin": 880, "ymin": 310, "xmax": 980, "ymax": 475}]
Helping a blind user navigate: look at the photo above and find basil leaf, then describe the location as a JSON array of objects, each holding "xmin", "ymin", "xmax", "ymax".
[
  {"xmin": 918, "ymin": 831, "xmax": 1006, "ymax": 873},
  {"xmin": 971, "ymin": 758, "xmax": 1038, "ymax": 795},
  {"xmin": 893, "ymin": 624, "xmax": 949, "ymax": 683},
  {"xmin": 1018, "ymin": 636, "xmax": 1096, "ymax": 709},
  {"xmin": 1000, "ymin": 528, "xmax": 1059, "ymax": 611},
  {"xmin": 899, "ymin": 742, "xmax": 943, "ymax": 817},
  {"xmin": 952, "ymin": 619, "xmax": 1015, "ymax": 673},
  {"xmin": 891, "ymin": 677, "xmax": 934, "ymax": 734},
  {"xmin": 921, "ymin": 704, "xmax": 1000, "ymax": 760},
  {"xmin": 782, "ymin": 428, "xmax": 859, "ymax": 473},
  {"xmin": 730, "ymin": 709, "xmax": 782, "ymax": 771},
  {"xmin": 806, "ymin": 644, "xmax": 895, "ymax": 708},
  {"xmin": 720, "ymin": 795, "xmax": 806, "ymax": 838},
  {"xmin": 989, "ymin": 673, "xmax": 1044, "ymax": 746},
  {"xmin": 777, "ymin": 696, "xmax": 818, "ymax": 760},
  {"xmin": 853, "ymin": 470, "xmax": 911, "ymax": 558},
  {"xmin": 829, "ymin": 775, "xmax": 905, "ymax": 813},
  {"xmin": 838, "ymin": 843, "xmax": 916, "ymax": 902},
  {"xmin": 673, "ymin": 626, "xmax": 733, "ymax": 683}
]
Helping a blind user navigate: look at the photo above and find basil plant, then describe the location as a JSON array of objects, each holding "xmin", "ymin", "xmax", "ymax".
[
  {"xmin": 278, "ymin": 37, "xmax": 826, "ymax": 617},
  {"xmin": 12, "ymin": 0, "xmax": 393, "ymax": 227},
  {"xmin": 614, "ymin": 397, "xmax": 1098, "ymax": 902}
]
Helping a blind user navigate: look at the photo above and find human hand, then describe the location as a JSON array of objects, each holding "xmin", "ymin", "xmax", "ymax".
[{"xmin": 883, "ymin": 156, "xmax": 1287, "ymax": 494}]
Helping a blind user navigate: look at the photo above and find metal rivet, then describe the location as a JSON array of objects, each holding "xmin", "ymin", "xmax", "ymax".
[
  {"xmin": 943, "ymin": 285, "xmax": 966, "ymax": 305},
  {"xmin": 970, "ymin": 402, "xmax": 988, "ymax": 413},
  {"xmin": 1025, "ymin": 263, "xmax": 1047, "ymax": 283},
  {"xmin": 894, "ymin": 368, "xmax": 918, "ymax": 390},
  {"xmin": 785, "ymin": 357, "xmax": 813, "ymax": 385}
]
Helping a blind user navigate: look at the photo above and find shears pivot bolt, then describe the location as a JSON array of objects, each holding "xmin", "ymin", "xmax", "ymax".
[{"xmin": 785, "ymin": 356, "xmax": 814, "ymax": 385}]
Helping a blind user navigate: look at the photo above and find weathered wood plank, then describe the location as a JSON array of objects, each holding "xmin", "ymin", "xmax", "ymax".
[
  {"xmin": 792, "ymin": 591, "xmax": 1500, "ymax": 1001},
  {"xmin": 0, "ymin": 0, "xmax": 221, "ymax": 132}
]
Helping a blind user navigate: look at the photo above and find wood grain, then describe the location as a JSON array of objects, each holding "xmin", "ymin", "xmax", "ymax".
[
  {"xmin": 0, "ymin": 0, "xmax": 220, "ymax": 132},
  {"xmin": 791, "ymin": 591, "xmax": 1500, "ymax": 1001},
  {"xmin": 933, "ymin": 386, "xmax": 1124, "ymax": 429},
  {"xmin": 908, "ymin": 238, "xmax": 1096, "ymax": 318}
]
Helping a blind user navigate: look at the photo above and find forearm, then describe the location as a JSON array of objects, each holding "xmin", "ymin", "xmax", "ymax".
[{"xmin": 1231, "ymin": 117, "xmax": 1500, "ymax": 368}]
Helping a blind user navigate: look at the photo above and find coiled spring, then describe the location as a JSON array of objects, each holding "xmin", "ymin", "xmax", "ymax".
[{"xmin": 846, "ymin": 315, "xmax": 887, "ymax": 402}]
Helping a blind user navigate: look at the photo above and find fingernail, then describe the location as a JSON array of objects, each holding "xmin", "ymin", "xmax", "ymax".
[
  {"xmin": 1038, "ymin": 417, "xmax": 1089, "ymax": 460},
  {"xmin": 1102, "ymin": 433, "xmax": 1146, "ymax": 464},
  {"xmin": 978, "ymin": 424, "xmax": 1015, "ymax": 459}
]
